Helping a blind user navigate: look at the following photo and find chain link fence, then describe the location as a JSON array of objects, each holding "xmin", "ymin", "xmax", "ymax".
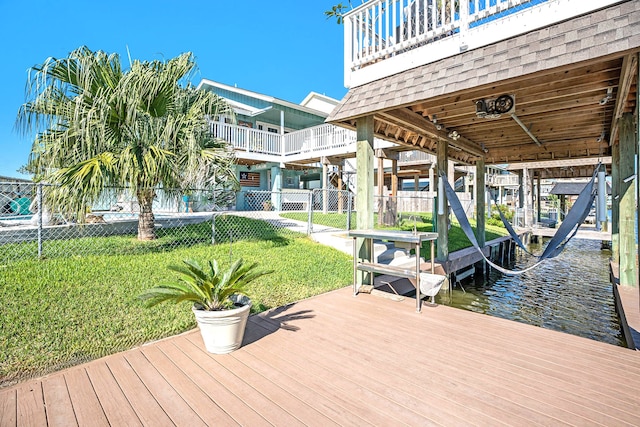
[
  {"xmin": 0, "ymin": 184, "xmax": 359, "ymax": 264},
  {"xmin": 1, "ymin": 182, "xmax": 491, "ymax": 264}
]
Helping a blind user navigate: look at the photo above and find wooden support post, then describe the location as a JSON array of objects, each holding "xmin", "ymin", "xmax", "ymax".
[
  {"xmin": 377, "ymin": 155, "xmax": 384, "ymax": 226},
  {"xmin": 611, "ymin": 142, "xmax": 620, "ymax": 262},
  {"xmin": 428, "ymin": 167, "xmax": 435, "ymax": 196},
  {"xmin": 322, "ymin": 159, "xmax": 328, "ymax": 214},
  {"xmin": 414, "ymin": 174, "xmax": 420, "ymax": 191},
  {"xmin": 536, "ymin": 172, "xmax": 541, "ymax": 224},
  {"xmin": 391, "ymin": 159, "xmax": 398, "ymax": 195},
  {"xmin": 448, "ymin": 160, "xmax": 455, "ymax": 189},
  {"xmin": 637, "ymin": 53, "xmax": 640, "ymax": 290},
  {"xmin": 522, "ymin": 168, "xmax": 532, "ymax": 227},
  {"xmin": 476, "ymin": 157, "xmax": 486, "ymax": 248},
  {"xmin": 517, "ymin": 170, "xmax": 524, "ymax": 209},
  {"xmin": 391, "ymin": 159, "xmax": 398, "ymax": 226},
  {"xmin": 437, "ymin": 140, "xmax": 449, "ymax": 263},
  {"xmin": 356, "ymin": 116, "xmax": 375, "ymax": 286},
  {"xmin": 618, "ymin": 113, "xmax": 637, "ymax": 287},
  {"xmin": 337, "ymin": 164, "xmax": 344, "ymax": 214}
]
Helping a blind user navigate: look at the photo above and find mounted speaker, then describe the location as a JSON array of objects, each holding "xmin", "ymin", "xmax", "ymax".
[
  {"xmin": 474, "ymin": 94, "xmax": 515, "ymax": 118},
  {"xmin": 494, "ymin": 94, "xmax": 515, "ymax": 114}
]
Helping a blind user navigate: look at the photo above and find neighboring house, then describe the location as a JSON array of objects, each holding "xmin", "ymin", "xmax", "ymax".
[
  {"xmin": 197, "ymin": 79, "xmax": 518, "ymax": 211},
  {"xmin": 198, "ymin": 79, "xmax": 346, "ymax": 210}
]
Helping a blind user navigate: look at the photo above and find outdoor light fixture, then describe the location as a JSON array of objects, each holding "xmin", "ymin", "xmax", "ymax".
[
  {"xmin": 599, "ymin": 87, "xmax": 613, "ymax": 105},
  {"xmin": 448, "ymin": 130, "xmax": 460, "ymax": 140},
  {"xmin": 475, "ymin": 94, "xmax": 515, "ymax": 118}
]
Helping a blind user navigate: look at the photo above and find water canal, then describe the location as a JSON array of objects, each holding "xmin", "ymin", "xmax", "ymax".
[{"xmin": 437, "ymin": 238, "xmax": 625, "ymax": 347}]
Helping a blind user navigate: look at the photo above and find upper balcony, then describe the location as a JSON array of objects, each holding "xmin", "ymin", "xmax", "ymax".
[
  {"xmin": 210, "ymin": 121, "xmax": 398, "ymax": 164},
  {"xmin": 343, "ymin": 0, "xmax": 623, "ymax": 88}
]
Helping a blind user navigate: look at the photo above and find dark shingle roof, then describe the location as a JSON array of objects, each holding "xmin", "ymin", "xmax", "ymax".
[{"xmin": 550, "ymin": 182, "xmax": 611, "ymax": 196}]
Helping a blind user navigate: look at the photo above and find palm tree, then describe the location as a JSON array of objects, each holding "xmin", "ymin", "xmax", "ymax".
[{"xmin": 18, "ymin": 46, "xmax": 237, "ymax": 240}]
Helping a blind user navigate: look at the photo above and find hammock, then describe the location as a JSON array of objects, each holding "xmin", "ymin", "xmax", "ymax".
[{"xmin": 441, "ymin": 167, "xmax": 597, "ymax": 275}]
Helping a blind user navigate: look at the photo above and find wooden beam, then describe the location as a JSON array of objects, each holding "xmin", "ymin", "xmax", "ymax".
[
  {"xmin": 610, "ymin": 54, "xmax": 638, "ymax": 145},
  {"xmin": 380, "ymin": 109, "xmax": 486, "ymax": 157},
  {"xmin": 476, "ymin": 157, "xmax": 486, "ymax": 248},
  {"xmin": 618, "ymin": 113, "xmax": 637, "ymax": 287},
  {"xmin": 374, "ymin": 148, "xmax": 400, "ymax": 160},
  {"xmin": 377, "ymin": 156, "xmax": 384, "ymax": 226},
  {"xmin": 437, "ymin": 141, "xmax": 449, "ymax": 262},
  {"xmin": 611, "ymin": 142, "xmax": 619, "ymax": 261},
  {"xmin": 505, "ymin": 157, "xmax": 612, "ymax": 170},
  {"xmin": 356, "ymin": 116, "xmax": 375, "ymax": 287}
]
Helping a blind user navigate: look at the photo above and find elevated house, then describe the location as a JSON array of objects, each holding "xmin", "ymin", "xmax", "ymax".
[
  {"xmin": 325, "ymin": 0, "xmax": 639, "ymax": 286},
  {"xmin": 198, "ymin": 79, "xmax": 515, "ymax": 212}
]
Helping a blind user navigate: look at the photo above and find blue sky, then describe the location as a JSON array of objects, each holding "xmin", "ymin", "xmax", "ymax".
[{"xmin": 0, "ymin": 0, "xmax": 347, "ymax": 179}]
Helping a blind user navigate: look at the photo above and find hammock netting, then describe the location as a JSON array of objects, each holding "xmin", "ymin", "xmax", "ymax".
[{"xmin": 441, "ymin": 166, "xmax": 598, "ymax": 275}]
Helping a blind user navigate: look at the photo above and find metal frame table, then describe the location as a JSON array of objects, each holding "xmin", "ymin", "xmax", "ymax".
[{"xmin": 348, "ymin": 229, "xmax": 438, "ymax": 312}]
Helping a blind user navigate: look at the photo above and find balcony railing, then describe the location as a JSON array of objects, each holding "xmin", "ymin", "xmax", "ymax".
[
  {"xmin": 211, "ymin": 122, "xmax": 396, "ymax": 160},
  {"xmin": 284, "ymin": 123, "xmax": 356, "ymax": 155},
  {"xmin": 487, "ymin": 174, "xmax": 519, "ymax": 186},
  {"xmin": 343, "ymin": 0, "xmax": 622, "ymax": 87},
  {"xmin": 398, "ymin": 150, "xmax": 435, "ymax": 164},
  {"xmin": 210, "ymin": 122, "xmax": 282, "ymax": 156}
]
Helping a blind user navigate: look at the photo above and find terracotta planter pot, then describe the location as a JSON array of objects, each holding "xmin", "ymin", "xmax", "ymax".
[{"xmin": 192, "ymin": 296, "xmax": 251, "ymax": 354}]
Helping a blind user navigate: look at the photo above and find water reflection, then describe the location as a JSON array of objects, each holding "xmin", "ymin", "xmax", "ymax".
[{"xmin": 437, "ymin": 238, "xmax": 625, "ymax": 347}]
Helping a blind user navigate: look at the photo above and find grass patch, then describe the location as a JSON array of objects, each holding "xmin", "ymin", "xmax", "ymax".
[
  {"xmin": 0, "ymin": 233, "xmax": 352, "ymax": 387},
  {"xmin": 282, "ymin": 210, "xmax": 508, "ymax": 258}
]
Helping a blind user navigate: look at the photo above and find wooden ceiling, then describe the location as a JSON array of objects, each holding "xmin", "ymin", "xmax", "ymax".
[{"xmin": 341, "ymin": 53, "xmax": 638, "ymax": 176}]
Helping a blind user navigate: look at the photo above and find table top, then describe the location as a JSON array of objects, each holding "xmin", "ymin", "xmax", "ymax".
[{"xmin": 348, "ymin": 229, "xmax": 438, "ymax": 243}]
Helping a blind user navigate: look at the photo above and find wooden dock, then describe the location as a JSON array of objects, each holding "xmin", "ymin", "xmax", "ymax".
[
  {"xmin": 530, "ymin": 226, "xmax": 612, "ymax": 242},
  {"xmin": 2, "ymin": 286, "xmax": 639, "ymax": 426}
]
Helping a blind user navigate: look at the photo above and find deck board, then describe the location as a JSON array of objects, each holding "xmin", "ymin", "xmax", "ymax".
[
  {"xmin": 139, "ymin": 345, "xmax": 239, "ymax": 426},
  {"xmin": 105, "ymin": 356, "xmax": 174, "ymax": 426},
  {"xmin": 84, "ymin": 362, "xmax": 142, "ymax": 426},
  {"xmin": 124, "ymin": 350, "xmax": 207, "ymax": 426},
  {"xmin": 41, "ymin": 375, "xmax": 77, "ymax": 426},
  {"xmin": 2, "ymin": 286, "xmax": 640, "ymax": 426},
  {"xmin": 0, "ymin": 388, "xmax": 16, "ymax": 427},
  {"xmin": 155, "ymin": 340, "xmax": 268, "ymax": 426},
  {"xmin": 63, "ymin": 369, "xmax": 109, "ymax": 427},
  {"xmin": 15, "ymin": 381, "xmax": 46, "ymax": 427}
]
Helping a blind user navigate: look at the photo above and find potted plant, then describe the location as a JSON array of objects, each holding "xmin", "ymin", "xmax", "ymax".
[{"xmin": 139, "ymin": 258, "xmax": 273, "ymax": 354}]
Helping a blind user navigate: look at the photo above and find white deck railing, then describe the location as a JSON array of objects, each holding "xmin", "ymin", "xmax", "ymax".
[
  {"xmin": 344, "ymin": 0, "xmax": 622, "ymax": 87},
  {"xmin": 210, "ymin": 122, "xmax": 283, "ymax": 156},
  {"xmin": 211, "ymin": 122, "xmax": 389, "ymax": 160},
  {"xmin": 487, "ymin": 174, "xmax": 520, "ymax": 186},
  {"xmin": 398, "ymin": 150, "xmax": 435, "ymax": 164},
  {"xmin": 284, "ymin": 123, "xmax": 356, "ymax": 155}
]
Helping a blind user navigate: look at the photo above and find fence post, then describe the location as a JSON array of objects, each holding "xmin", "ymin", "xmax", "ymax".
[
  {"xmin": 307, "ymin": 191, "xmax": 313, "ymax": 235},
  {"xmin": 346, "ymin": 192, "xmax": 352, "ymax": 231},
  {"xmin": 37, "ymin": 183, "xmax": 43, "ymax": 259},
  {"xmin": 211, "ymin": 213, "xmax": 217, "ymax": 245}
]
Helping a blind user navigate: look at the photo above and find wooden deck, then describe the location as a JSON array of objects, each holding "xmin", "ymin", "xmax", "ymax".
[{"xmin": 2, "ymin": 287, "xmax": 640, "ymax": 426}]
